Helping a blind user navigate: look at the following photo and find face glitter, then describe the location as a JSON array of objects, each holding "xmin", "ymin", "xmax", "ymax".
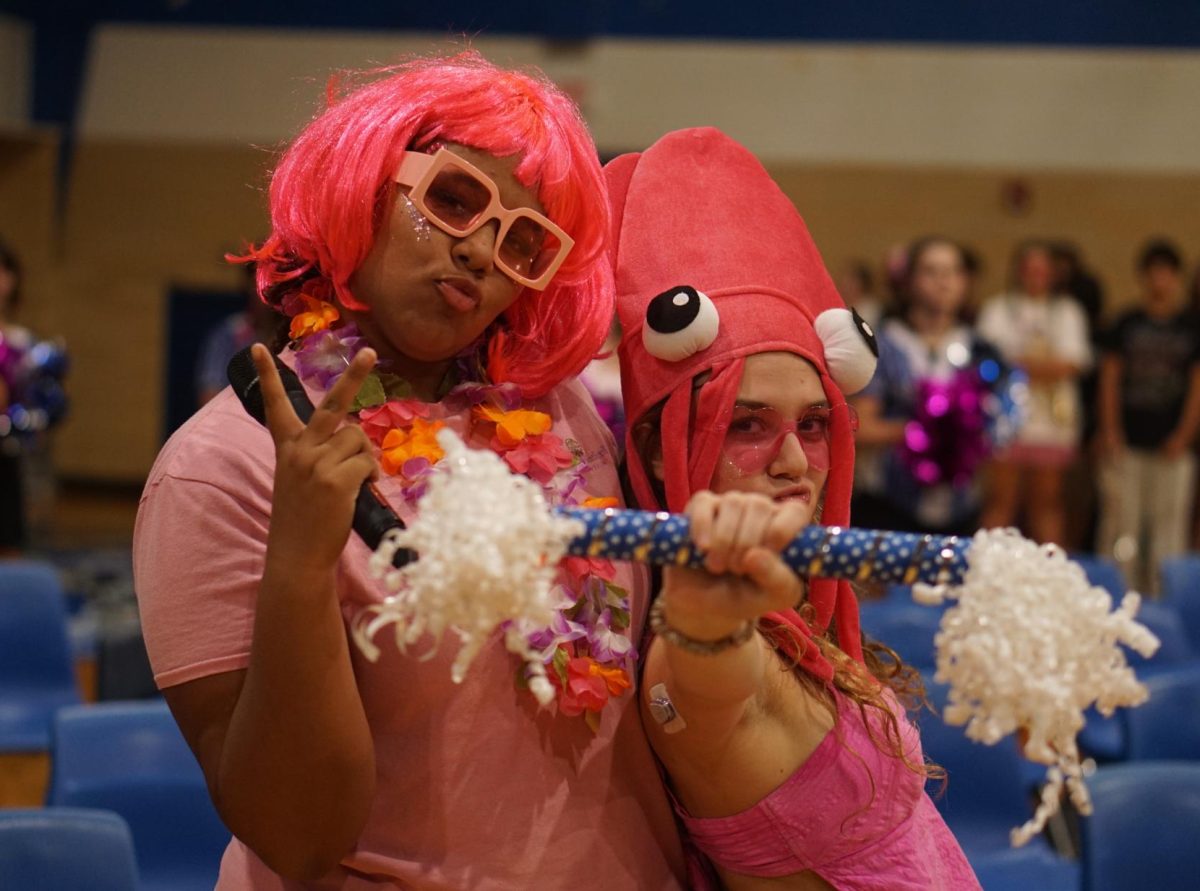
[{"xmin": 400, "ymin": 192, "xmax": 432, "ymax": 241}]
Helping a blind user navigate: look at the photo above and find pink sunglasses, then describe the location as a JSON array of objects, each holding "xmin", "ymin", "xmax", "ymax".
[
  {"xmin": 393, "ymin": 148, "xmax": 574, "ymax": 290},
  {"xmin": 717, "ymin": 403, "xmax": 858, "ymax": 476}
]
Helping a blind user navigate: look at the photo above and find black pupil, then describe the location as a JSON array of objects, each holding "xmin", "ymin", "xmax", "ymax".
[
  {"xmin": 852, "ymin": 307, "xmax": 880, "ymax": 358},
  {"xmin": 646, "ymin": 286, "xmax": 701, "ymax": 334}
]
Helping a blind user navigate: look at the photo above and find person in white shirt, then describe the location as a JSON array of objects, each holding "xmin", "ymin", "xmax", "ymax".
[{"xmin": 976, "ymin": 240, "xmax": 1092, "ymax": 546}]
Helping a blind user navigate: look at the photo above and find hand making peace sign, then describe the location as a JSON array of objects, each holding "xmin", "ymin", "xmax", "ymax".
[{"xmin": 250, "ymin": 343, "xmax": 381, "ymax": 574}]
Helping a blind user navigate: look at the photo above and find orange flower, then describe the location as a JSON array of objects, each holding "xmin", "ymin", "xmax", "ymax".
[
  {"xmin": 289, "ymin": 295, "xmax": 340, "ymax": 340},
  {"xmin": 359, "ymin": 400, "xmax": 431, "ymax": 446},
  {"xmin": 583, "ymin": 496, "xmax": 619, "ymax": 509},
  {"xmin": 476, "ymin": 405, "xmax": 552, "ymax": 447},
  {"xmin": 380, "ymin": 417, "xmax": 445, "ymax": 476},
  {"xmin": 556, "ymin": 657, "xmax": 632, "ymax": 717},
  {"xmin": 589, "ymin": 663, "xmax": 632, "ymax": 697}
]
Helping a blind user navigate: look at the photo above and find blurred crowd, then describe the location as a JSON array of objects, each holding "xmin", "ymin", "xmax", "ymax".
[
  {"xmin": 834, "ymin": 236, "xmax": 1200, "ymax": 595},
  {"xmin": 579, "ymin": 232, "xmax": 1200, "ymax": 597},
  {"xmin": 7, "ymin": 223, "xmax": 1200, "ymax": 601},
  {"xmin": 0, "ymin": 238, "xmax": 69, "ymax": 555}
]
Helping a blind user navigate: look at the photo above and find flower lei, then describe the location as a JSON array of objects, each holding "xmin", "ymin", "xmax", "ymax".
[{"xmin": 286, "ymin": 283, "xmax": 635, "ymax": 730}]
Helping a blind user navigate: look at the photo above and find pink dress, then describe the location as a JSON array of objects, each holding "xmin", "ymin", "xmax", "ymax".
[{"xmin": 677, "ymin": 689, "xmax": 980, "ymax": 889}]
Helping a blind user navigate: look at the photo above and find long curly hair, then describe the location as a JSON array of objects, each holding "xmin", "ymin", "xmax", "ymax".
[
  {"xmin": 236, "ymin": 49, "xmax": 612, "ymax": 398},
  {"xmin": 760, "ymin": 610, "xmax": 942, "ymax": 785}
]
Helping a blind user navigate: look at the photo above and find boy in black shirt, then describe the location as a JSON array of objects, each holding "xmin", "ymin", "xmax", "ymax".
[{"xmin": 1097, "ymin": 239, "xmax": 1200, "ymax": 593}]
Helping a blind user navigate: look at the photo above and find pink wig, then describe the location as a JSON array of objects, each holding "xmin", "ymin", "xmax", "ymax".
[{"xmin": 239, "ymin": 50, "xmax": 612, "ymax": 398}]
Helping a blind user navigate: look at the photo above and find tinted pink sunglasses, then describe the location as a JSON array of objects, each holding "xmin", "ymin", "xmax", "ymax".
[
  {"xmin": 393, "ymin": 148, "xmax": 574, "ymax": 290},
  {"xmin": 717, "ymin": 403, "xmax": 859, "ymax": 476}
]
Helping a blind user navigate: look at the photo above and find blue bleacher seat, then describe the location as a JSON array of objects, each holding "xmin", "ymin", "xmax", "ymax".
[
  {"xmin": 917, "ymin": 682, "xmax": 1080, "ymax": 888},
  {"xmin": 921, "ymin": 719, "xmax": 1034, "ymax": 855},
  {"xmin": 49, "ymin": 701, "xmax": 229, "ymax": 891},
  {"xmin": 858, "ymin": 600, "xmax": 942, "ymax": 669},
  {"xmin": 970, "ymin": 844, "xmax": 1081, "ymax": 891},
  {"xmin": 918, "ymin": 699, "xmax": 1037, "ymax": 854},
  {"xmin": 0, "ymin": 560, "xmax": 82, "ymax": 751},
  {"xmin": 1068, "ymin": 553, "xmax": 1127, "ymax": 600},
  {"xmin": 1160, "ymin": 554, "xmax": 1200, "ymax": 652},
  {"xmin": 1077, "ymin": 709, "xmax": 1126, "ymax": 763},
  {"xmin": 0, "ymin": 807, "xmax": 139, "ymax": 891},
  {"xmin": 1081, "ymin": 762, "xmax": 1200, "ymax": 891},
  {"xmin": 1129, "ymin": 600, "xmax": 1195, "ymax": 670},
  {"xmin": 1123, "ymin": 664, "xmax": 1200, "ymax": 760},
  {"xmin": 1078, "ymin": 600, "xmax": 1195, "ymax": 762}
]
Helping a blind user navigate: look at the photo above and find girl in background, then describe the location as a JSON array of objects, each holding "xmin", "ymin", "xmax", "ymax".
[
  {"xmin": 976, "ymin": 241, "xmax": 1091, "ymax": 545},
  {"xmin": 853, "ymin": 236, "xmax": 1005, "ymax": 536}
]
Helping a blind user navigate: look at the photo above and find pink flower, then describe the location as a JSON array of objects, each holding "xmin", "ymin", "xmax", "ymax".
[
  {"xmin": 495, "ymin": 431, "xmax": 574, "ymax": 485},
  {"xmin": 359, "ymin": 400, "xmax": 433, "ymax": 446},
  {"xmin": 561, "ymin": 556, "xmax": 617, "ymax": 589},
  {"xmin": 557, "ymin": 657, "xmax": 612, "ymax": 716},
  {"xmin": 399, "ymin": 457, "xmax": 434, "ymax": 500}
]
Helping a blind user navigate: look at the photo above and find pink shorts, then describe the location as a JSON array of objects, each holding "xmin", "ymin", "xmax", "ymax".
[{"xmin": 994, "ymin": 442, "xmax": 1077, "ymax": 469}]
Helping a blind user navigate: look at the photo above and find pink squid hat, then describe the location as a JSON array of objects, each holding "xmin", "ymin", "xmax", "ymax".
[{"xmin": 606, "ymin": 127, "xmax": 878, "ymax": 679}]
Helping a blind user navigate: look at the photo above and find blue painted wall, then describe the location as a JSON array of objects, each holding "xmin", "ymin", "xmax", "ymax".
[
  {"xmin": 4, "ymin": 0, "xmax": 1200, "ymax": 46},
  {"xmin": 4, "ymin": 0, "xmax": 1200, "ymax": 128}
]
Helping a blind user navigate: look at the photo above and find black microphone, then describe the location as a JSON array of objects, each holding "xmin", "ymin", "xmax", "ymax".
[{"xmin": 226, "ymin": 346, "xmax": 416, "ymax": 567}]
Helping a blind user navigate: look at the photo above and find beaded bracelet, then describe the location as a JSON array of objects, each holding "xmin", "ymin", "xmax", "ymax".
[{"xmin": 647, "ymin": 598, "xmax": 756, "ymax": 656}]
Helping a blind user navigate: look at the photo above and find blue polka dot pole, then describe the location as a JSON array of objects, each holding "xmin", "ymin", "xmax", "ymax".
[
  {"xmin": 557, "ymin": 507, "xmax": 969, "ymax": 586},
  {"xmin": 359, "ymin": 430, "xmax": 1160, "ymax": 849}
]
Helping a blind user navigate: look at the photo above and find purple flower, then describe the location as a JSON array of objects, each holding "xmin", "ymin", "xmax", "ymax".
[
  {"xmin": 527, "ymin": 611, "xmax": 589, "ymax": 656},
  {"xmin": 293, "ymin": 324, "xmax": 367, "ymax": 389},
  {"xmin": 443, "ymin": 380, "xmax": 523, "ymax": 413},
  {"xmin": 557, "ymin": 465, "xmax": 591, "ymax": 505},
  {"xmin": 397, "ymin": 457, "xmax": 435, "ymax": 500},
  {"xmin": 587, "ymin": 609, "xmax": 634, "ymax": 665}
]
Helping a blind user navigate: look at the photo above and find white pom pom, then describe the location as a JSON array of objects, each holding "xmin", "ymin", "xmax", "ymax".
[
  {"xmin": 815, "ymin": 307, "xmax": 878, "ymax": 395},
  {"xmin": 916, "ymin": 527, "xmax": 1160, "ymax": 846},
  {"xmin": 352, "ymin": 430, "xmax": 583, "ymax": 693}
]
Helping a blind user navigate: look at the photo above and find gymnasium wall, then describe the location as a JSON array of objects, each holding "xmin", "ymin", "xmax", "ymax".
[
  {"xmin": 0, "ymin": 14, "xmax": 31, "ymax": 127},
  {"xmin": 5, "ymin": 25, "xmax": 1200, "ymax": 481}
]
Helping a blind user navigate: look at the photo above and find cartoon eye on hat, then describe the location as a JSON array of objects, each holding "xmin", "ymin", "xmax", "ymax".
[
  {"xmin": 815, "ymin": 307, "xmax": 878, "ymax": 395},
  {"xmin": 642, "ymin": 285, "xmax": 720, "ymax": 362}
]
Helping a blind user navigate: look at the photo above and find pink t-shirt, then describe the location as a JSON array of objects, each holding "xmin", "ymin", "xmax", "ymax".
[{"xmin": 133, "ymin": 368, "xmax": 685, "ymax": 890}]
